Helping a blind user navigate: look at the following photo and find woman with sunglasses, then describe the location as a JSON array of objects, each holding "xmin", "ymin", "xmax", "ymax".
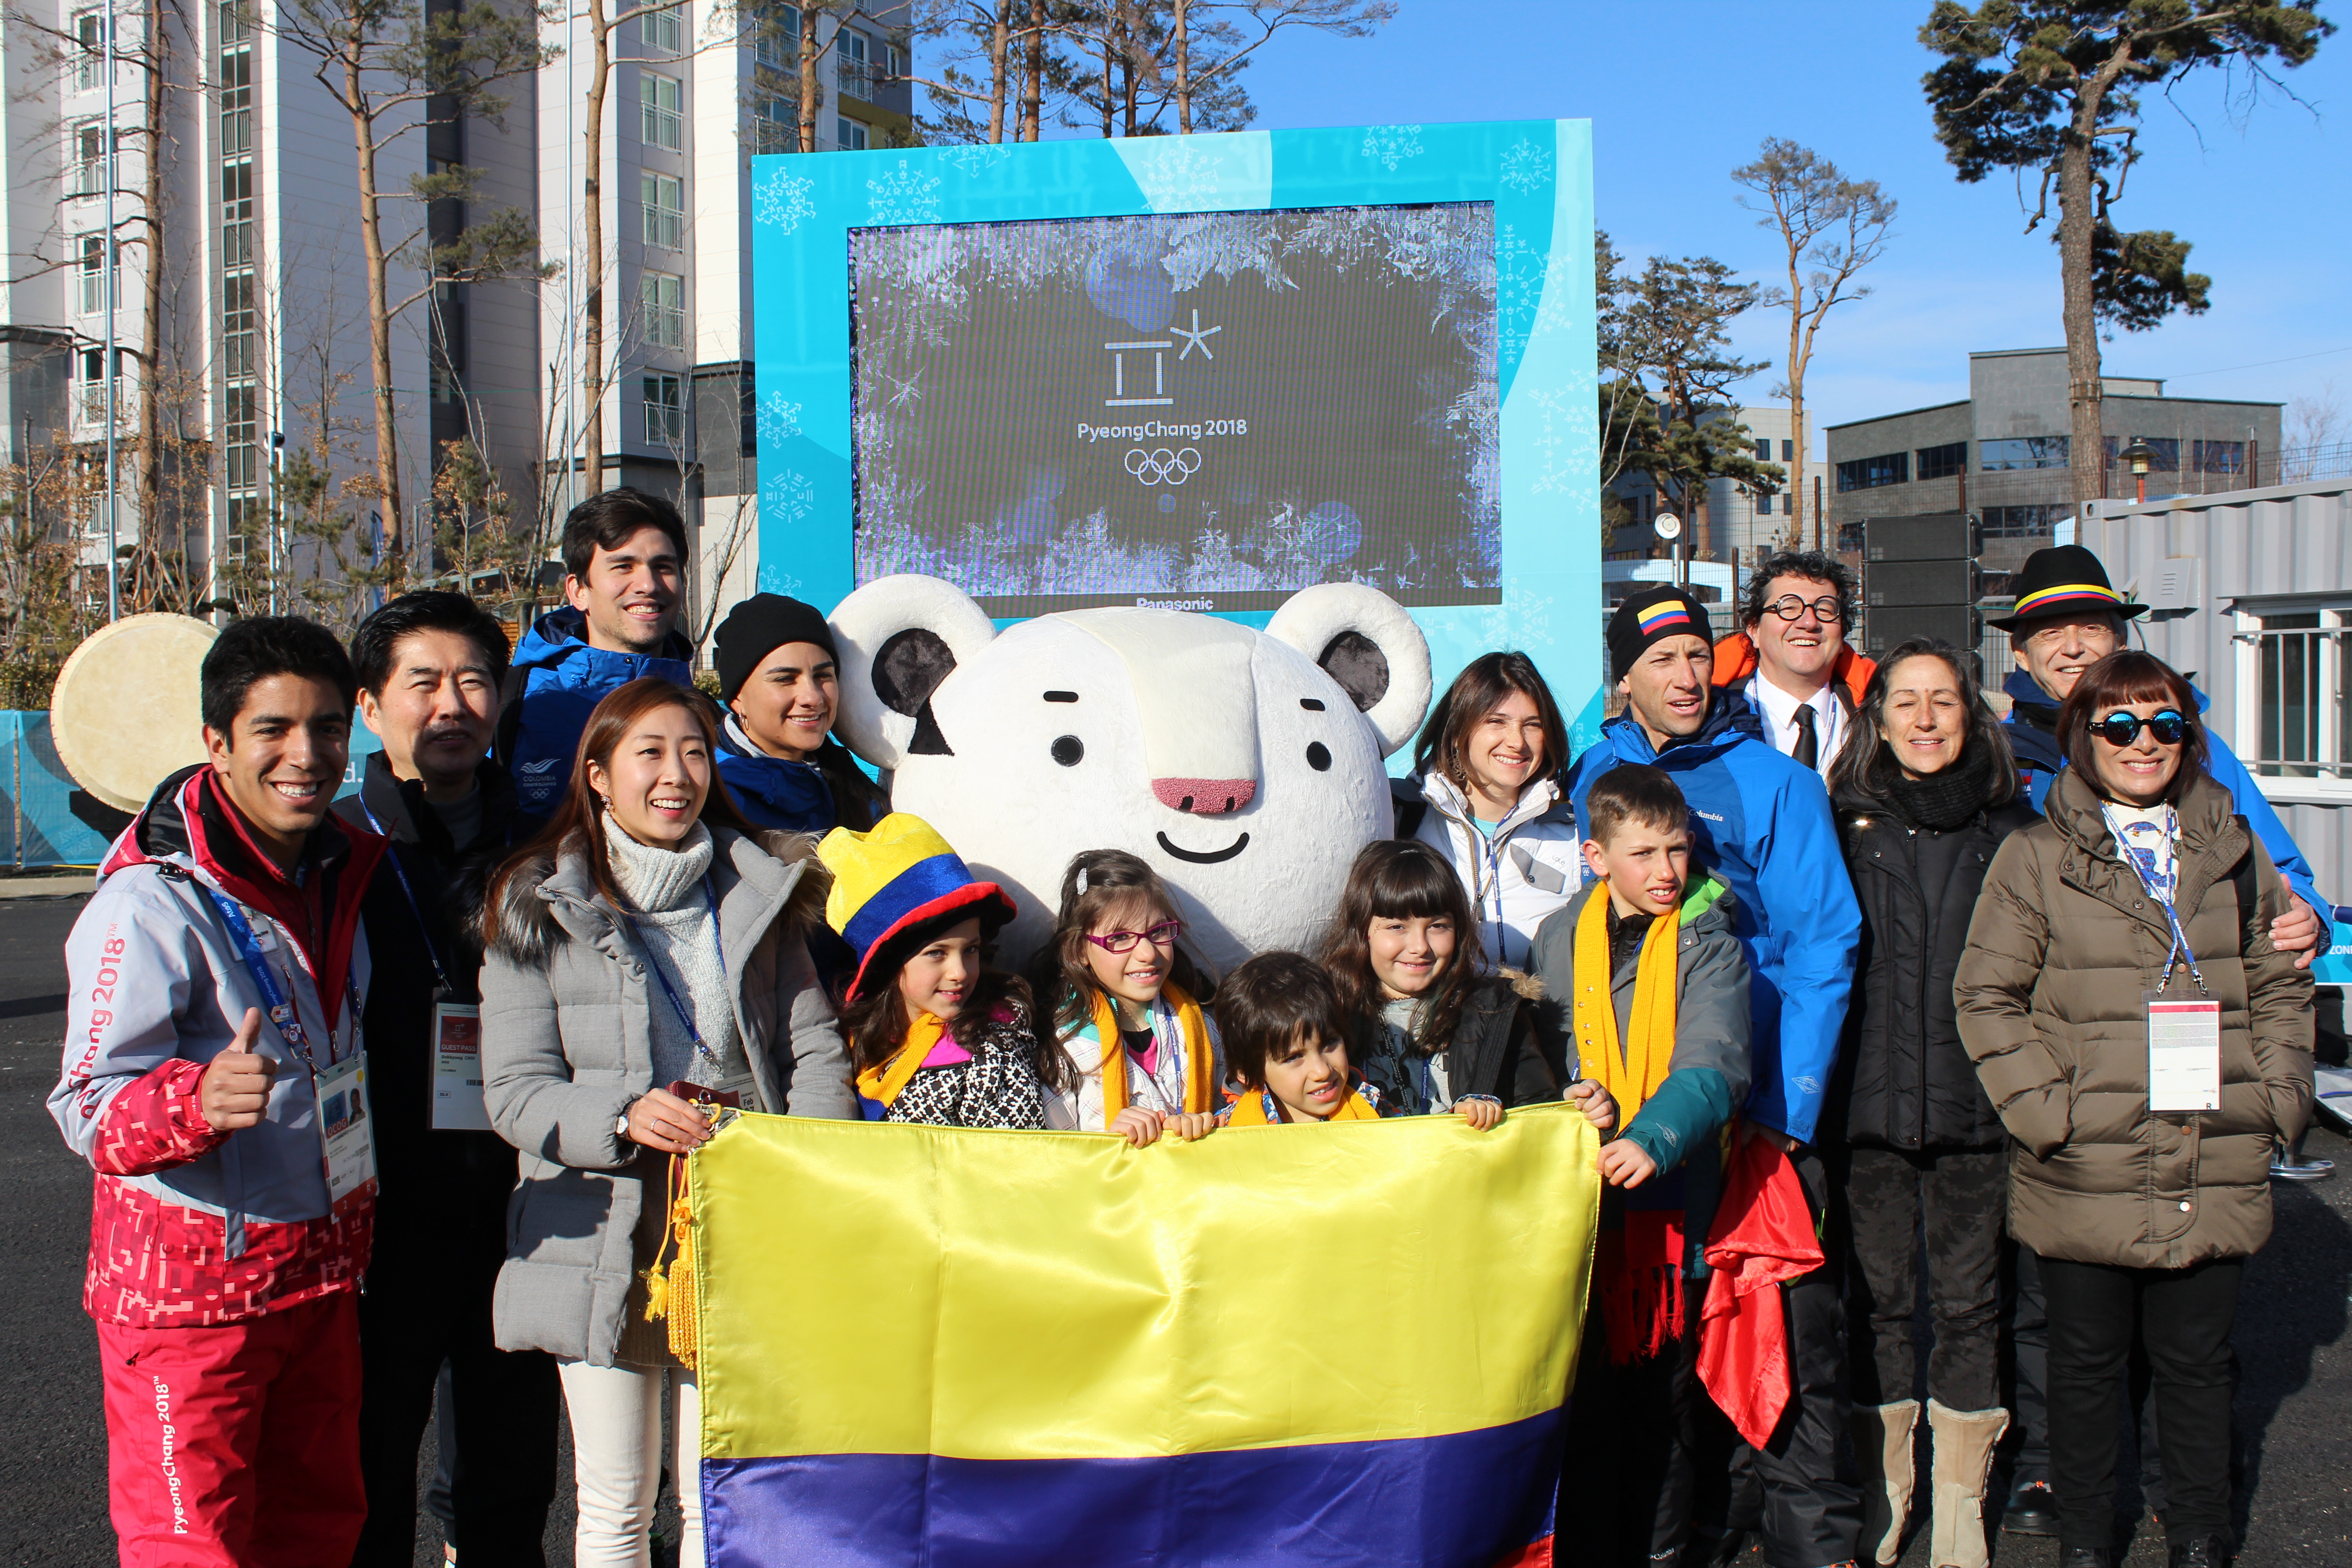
[
  {"xmin": 1036, "ymin": 849, "xmax": 1225, "ymax": 1145},
  {"xmin": 1955, "ymin": 650, "xmax": 2312, "ymax": 1568}
]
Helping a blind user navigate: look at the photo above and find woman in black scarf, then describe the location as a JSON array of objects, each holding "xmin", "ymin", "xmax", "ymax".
[{"xmin": 1823, "ymin": 637, "xmax": 2038, "ymax": 1568}]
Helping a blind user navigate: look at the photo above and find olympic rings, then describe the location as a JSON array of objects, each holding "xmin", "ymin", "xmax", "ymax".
[{"xmin": 1123, "ymin": 447, "xmax": 1202, "ymax": 486}]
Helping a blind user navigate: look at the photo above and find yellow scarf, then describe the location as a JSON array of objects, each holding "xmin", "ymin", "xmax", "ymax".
[
  {"xmin": 1224, "ymin": 1083, "xmax": 1381, "ymax": 1125},
  {"xmin": 1089, "ymin": 982, "xmax": 1217, "ymax": 1117},
  {"xmin": 856, "ymin": 1010, "xmax": 949, "ymax": 1111},
  {"xmin": 1571, "ymin": 890, "xmax": 1680, "ymax": 1124}
]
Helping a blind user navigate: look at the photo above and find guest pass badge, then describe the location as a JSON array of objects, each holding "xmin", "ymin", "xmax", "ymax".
[
  {"xmin": 2146, "ymin": 991, "xmax": 2223, "ymax": 1113},
  {"xmin": 315, "ymin": 1052, "xmax": 377, "ymax": 1205},
  {"xmin": 431, "ymin": 1001, "xmax": 493, "ymax": 1131}
]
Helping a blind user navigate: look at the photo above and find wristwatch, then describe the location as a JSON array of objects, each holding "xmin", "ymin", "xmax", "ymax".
[{"xmin": 615, "ymin": 1093, "xmax": 643, "ymax": 1144}]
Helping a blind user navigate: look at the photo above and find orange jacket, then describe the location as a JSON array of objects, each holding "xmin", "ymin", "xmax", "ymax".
[{"xmin": 1710, "ymin": 632, "xmax": 1877, "ymax": 710}]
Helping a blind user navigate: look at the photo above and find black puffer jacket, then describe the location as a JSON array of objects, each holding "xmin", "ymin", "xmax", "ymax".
[{"xmin": 1823, "ymin": 794, "xmax": 2041, "ymax": 1150}]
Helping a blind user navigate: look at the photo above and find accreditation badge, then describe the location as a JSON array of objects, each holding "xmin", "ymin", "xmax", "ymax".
[
  {"xmin": 430, "ymin": 1001, "xmax": 493, "ymax": 1131},
  {"xmin": 315, "ymin": 1052, "xmax": 378, "ymax": 1206},
  {"xmin": 2146, "ymin": 992, "xmax": 2223, "ymax": 1113}
]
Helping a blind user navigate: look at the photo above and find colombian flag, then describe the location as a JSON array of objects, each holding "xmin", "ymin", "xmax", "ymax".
[{"xmin": 684, "ymin": 1102, "xmax": 1602, "ymax": 1567}]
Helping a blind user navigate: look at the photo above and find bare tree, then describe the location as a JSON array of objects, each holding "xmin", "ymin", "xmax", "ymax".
[
  {"xmin": 2282, "ymin": 379, "xmax": 2346, "ymax": 482},
  {"xmin": 907, "ymin": 0, "xmax": 1018, "ymax": 141},
  {"xmin": 1730, "ymin": 138, "xmax": 1895, "ymax": 552},
  {"xmin": 1170, "ymin": 0, "xmax": 1388, "ymax": 135},
  {"xmin": 273, "ymin": 0, "xmax": 553, "ymax": 577}
]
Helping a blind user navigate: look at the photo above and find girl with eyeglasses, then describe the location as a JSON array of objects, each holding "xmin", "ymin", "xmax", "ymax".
[
  {"xmin": 1955, "ymin": 650, "xmax": 2312, "ymax": 1568},
  {"xmin": 1036, "ymin": 849, "xmax": 1225, "ymax": 1144}
]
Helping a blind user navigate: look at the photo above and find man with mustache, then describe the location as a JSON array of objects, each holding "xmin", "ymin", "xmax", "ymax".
[
  {"xmin": 501, "ymin": 488, "xmax": 694, "ymax": 823},
  {"xmin": 338, "ymin": 593, "xmax": 559, "ymax": 1565},
  {"xmin": 52, "ymin": 617, "xmax": 385, "ymax": 1566}
]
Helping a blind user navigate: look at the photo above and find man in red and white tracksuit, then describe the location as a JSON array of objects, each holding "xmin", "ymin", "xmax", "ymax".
[{"xmin": 50, "ymin": 617, "xmax": 384, "ymax": 1568}]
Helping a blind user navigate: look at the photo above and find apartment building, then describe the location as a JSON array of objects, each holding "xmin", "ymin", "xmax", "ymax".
[{"xmin": 0, "ymin": 0, "xmax": 909, "ymax": 645}]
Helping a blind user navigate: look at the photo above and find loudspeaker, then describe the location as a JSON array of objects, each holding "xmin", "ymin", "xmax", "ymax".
[
  {"xmin": 1863, "ymin": 513, "xmax": 1979, "ymax": 562},
  {"xmin": 1861, "ymin": 606, "xmax": 1984, "ymax": 661},
  {"xmin": 1864, "ymin": 559, "xmax": 1981, "ymax": 607}
]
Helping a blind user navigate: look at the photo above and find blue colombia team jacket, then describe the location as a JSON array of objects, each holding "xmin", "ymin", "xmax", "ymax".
[
  {"xmin": 501, "ymin": 606, "xmax": 694, "ymax": 821},
  {"xmin": 2002, "ymin": 668, "xmax": 2325, "ymax": 915},
  {"xmin": 1563, "ymin": 691, "xmax": 1862, "ymax": 1146}
]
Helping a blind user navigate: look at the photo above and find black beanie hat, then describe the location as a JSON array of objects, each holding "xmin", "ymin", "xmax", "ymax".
[
  {"xmin": 1607, "ymin": 585, "xmax": 1713, "ymax": 680},
  {"xmin": 713, "ymin": 594, "xmax": 838, "ymax": 705}
]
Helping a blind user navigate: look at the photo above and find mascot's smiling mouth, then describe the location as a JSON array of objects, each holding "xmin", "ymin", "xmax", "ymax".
[{"xmin": 1157, "ymin": 831, "xmax": 1250, "ymax": 865}]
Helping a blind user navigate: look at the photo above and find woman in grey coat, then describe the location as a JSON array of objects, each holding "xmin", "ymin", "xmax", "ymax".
[{"xmin": 479, "ymin": 676, "xmax": 856, "ymax": 1568}]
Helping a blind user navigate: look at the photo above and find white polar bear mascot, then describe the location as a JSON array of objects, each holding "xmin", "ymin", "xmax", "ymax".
[{"xmin": 827, "ymin": 575, "xmax": 1434, "ymax": 973}]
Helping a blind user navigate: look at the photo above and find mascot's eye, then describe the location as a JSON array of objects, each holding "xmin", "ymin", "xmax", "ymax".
[
  {"xmin": 1306, "ymin": 742, "xmax": 1332, "ymax": 772},
  {"xmin": 1051, "ymin": 735, "xmax": 1084, "ymax": 767}
]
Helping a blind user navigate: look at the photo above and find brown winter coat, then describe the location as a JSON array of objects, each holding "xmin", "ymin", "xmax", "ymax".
[{"xmin": 1954, "ymin": 768, "xmax": 2313, "ymax": 1270}]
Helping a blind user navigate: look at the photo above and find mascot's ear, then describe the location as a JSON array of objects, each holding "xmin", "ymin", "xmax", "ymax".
[
  {"xmin": 828, "ymin": 575, "xmax": 999, "ymax": 770},
  {"xmin": 1265, "ymin": 584, "xmax": 1432, "ymax": 759}
]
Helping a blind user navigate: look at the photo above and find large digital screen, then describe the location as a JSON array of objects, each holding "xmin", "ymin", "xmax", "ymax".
[{"xmin": 848, "ymin": 206, "xmax": 1499, "ymax": 617}]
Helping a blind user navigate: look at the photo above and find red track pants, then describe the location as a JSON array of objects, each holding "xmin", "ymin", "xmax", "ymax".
[{"xmin": 97, "ymin": 1291, "xmax": 365, "ymax": 1568}]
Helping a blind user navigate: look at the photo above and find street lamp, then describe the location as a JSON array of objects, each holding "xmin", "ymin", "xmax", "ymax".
[
  {"xmin": 1653, "ymin": 510, "xmax": 1684, "ymax": 588},
  {"xmin": 2120, "ymin": 436, "xmax": 2157, "ymax": 505}
]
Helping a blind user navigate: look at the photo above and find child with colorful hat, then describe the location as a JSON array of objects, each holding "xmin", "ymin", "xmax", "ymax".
[{"xmin": 818, "ymin": 814, "xmax": 1055, "ymax": 1128}]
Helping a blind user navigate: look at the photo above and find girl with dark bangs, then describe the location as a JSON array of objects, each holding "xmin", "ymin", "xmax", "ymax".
[{"xmin": 1319, "ymin": 839, "xmax": 1592, "ymax": 1121}]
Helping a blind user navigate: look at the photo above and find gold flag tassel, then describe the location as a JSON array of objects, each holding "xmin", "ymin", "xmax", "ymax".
[{"xmin": 643, "ymin": 1152, "xmax": 700, "ymax": 1369}]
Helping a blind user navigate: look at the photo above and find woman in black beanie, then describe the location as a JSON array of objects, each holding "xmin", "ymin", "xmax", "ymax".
[{"xmin": 710, "ymin": 593, "xmax": 889, "ymax": 836}]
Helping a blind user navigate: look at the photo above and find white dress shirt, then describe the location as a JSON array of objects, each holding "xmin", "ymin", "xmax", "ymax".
[{"xmin": 1744, "ymin": 672, "xmax": 1847, "ymax": 782}]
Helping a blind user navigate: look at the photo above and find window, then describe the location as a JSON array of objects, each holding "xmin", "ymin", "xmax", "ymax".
[
  {"xmin": 1756, "ymin": 491, "xmax": 1773, "ymax": 515},
  {"xmin": 2249, "ymin": 609, "xmax": 2342, "ymax": 782},
  {"xmin": 222, "ymin": 272, "xmax": 255, "ymax": 377},
  {"xmin": 837, "ymin": 29, "xmax": 870, "ymax": 99},
  {"xmin": 78, "ymin": 234, "xmax": 117, "ymax": 315},
  {"xmin": 224, "ymin": 383, "xmax": 258, "ymax": 490},
  {"xmin": 1980, "ymin": 436, "xmax": 2068, "ymax": 470},
  {"xmin": 74, "ymin": 10, "xmax": 102, "ymax": 91},
  {"xmin": 643, "ymin": 3, "xmax": 683, "ymax": 53},
  {"xmin": 751, "ymin": 92, "xmax": 795, "ymax": 154},
  {"xmin": 644, "ymin": 372, "xmax": 685, "ymax": 446},
  {"xmin": 883, "ymin": 41, "xmax": 908, "ymax": 81},
  {"xmin": 2195, "ymin": 439, "xmax": 2247, "ymax": 474},
  {"xmin": 1781, "ymin": 439, "xmax": 1793, "ymax": 462},
  {"xmin": 1916, "ymin": 440, "xmax": 1967, "ymax": 481},
  {"xmin": 754, "ymin": 5, "xmax": 798, "ymax": 69},
  {"xmin": 641, "ymin": 173, "xmax": 682, "ymax": 248},
  {"xmin": 220, "ymin": 1, "xmax": 249, "ymax": 44},
  {"xmin": 1980, "ymin": 503, "xmax": 2064, "ymax": 539},
  {"xmin": 221, "ymin": 158, "xmax": 252, "ymax": 266},
  {"xmin": 71, "ymin": 122, "xmax": 107, "ymax": 197},
  {"xmin": 76, "ymin": 347, "xmax": 125, "ymax": 425},
  {"xmin": 1834, "ymin": 451, "xmax": 1908, "ymax": 493},
  {"xmin": 2102, "ymin": 436, "xmax": 2178, "ymax": 472},
  {"xmin": 640, "ymin": 71, "xmax": 682, "ymax": 151},
  {"xmin": 1753, "ymin": 438, "xmax": 1770, "ymax": 461},
  {"xmin": 836, "ymin": 116, "xmax": 867, "ymax": 150},
  {"xmin": 641, "ymin": 271, "xmax": 685, "ymax": 350},
  {"xmin": 220, "ymin": 43, "xmax": 251, "ymax": 155}
]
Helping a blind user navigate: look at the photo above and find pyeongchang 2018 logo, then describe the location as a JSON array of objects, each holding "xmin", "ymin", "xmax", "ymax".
[{"xmin": 153, "ymin": 1377, "xmax": 189, "ymax": 1534}]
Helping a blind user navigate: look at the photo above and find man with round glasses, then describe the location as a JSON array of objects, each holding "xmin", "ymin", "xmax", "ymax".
[{"xmin": 1712, "ymin": 550, "xmax": 1877, "ymax": 783}]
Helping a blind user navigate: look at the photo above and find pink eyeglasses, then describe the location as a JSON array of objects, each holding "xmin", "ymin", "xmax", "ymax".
[{"xmin": 1084, "ymin": 920, "xmax": 1184, "ymax": 955}]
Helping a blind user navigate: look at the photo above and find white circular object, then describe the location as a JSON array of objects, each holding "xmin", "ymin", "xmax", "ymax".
[
  {"xmin": 1652, "ymin": 512, "xmax": 1683, "ymax": 542},
  {"xmin": 51, "ymin": 612, "xmax": 221, "ymax": 813}
]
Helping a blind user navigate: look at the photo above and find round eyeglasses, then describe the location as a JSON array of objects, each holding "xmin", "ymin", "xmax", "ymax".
[
  {"xmin": 1084, "ymin": 920, "xmax": 1184, "ymax": 955},
  {"xmin": 1762, "ymin": 594, "xmax": 1844, "ymax": 623},
  {"xmin": 2090, "ymin": 710, "xmax": 2190, "ymax": 747}
]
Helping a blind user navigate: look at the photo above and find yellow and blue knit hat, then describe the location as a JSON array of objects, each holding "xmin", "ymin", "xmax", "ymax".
[{"xmin": 817, "ymin": 813, "xmax": 1017, "ymax": 1001}]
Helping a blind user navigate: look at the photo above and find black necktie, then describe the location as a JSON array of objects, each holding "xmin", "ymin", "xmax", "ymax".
[{"xmin": 1793, "ymin": 705, "xmax": 1820, "ymax": 770}]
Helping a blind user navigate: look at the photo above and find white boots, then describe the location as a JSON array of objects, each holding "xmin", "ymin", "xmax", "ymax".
[
  {"xmin": 1925, "ymin": 1399, "xmax": 2009, "ymax": 1568},
  {"xmin": 1852, "ymin": 1399, "xmax": 1919, "ymax": 1566},
  {"xmin": 1851, "ymin": 1398, "xmax": 2009, "ymax": 1568}
]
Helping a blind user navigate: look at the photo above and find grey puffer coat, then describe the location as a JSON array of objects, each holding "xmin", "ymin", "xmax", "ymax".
[
  {"xmin": 1955, "ymin": 769, "xmax": 2313, "ymax": 1270},
  {"xmin": 480, "ymin": 824, "xmax": 857, "ymax": 1365}
]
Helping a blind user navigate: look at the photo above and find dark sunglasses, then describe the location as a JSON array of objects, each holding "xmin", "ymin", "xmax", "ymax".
[{"xmin": 2089, "ymin": 709, "xmax": 2190, "ymax": 747}]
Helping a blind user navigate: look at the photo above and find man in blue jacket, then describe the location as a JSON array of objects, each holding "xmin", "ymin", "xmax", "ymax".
[
  {"xmin": 1566, "ymin": 584, "xmax": 1862, "ymax": 1568},
  {"xmin": 500, "ymin": 487, "xmax": 694, "ymax": 822}
]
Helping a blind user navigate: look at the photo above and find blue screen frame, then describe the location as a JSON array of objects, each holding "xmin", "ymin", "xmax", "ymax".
[{"xmin": 749, "ymin": 119, "xmax": 1602, "ymax": 750}]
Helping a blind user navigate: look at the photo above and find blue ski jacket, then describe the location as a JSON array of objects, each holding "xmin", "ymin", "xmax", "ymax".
[
  {"xmin": 2002, "ymin": 668, "xmax": 2324, "ymax": 916},
  {"xmin": 1563, "ymin": 691, "xmax": 1861, "ymax": 1145},
  {"xmin": 499, "ymin": 606, "xmax": 693, "ymax": 822}
]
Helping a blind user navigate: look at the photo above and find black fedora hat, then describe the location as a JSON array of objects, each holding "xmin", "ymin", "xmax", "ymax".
[{"xmin": 1987, "ymin": 544, "xmax": 2148, "ymax": 632}]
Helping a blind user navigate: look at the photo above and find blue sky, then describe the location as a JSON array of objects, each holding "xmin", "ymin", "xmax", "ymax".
[{"xmin": 946, "ymin": 0, "xmax": 2352, "ymax": 453}]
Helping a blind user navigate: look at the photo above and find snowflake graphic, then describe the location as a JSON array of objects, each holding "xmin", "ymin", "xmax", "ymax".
[
  {"xmin": 1360, "ymin": 123, "xmax": 1423, "ymax": 172},
  {"xmin": 1124, "ymin": 140, "xmax": 1222, "ymax": 210},
  {"xmin": 866, "ymin": 158, "xmax": 941, "ymax": 225},
  {"xmin": 1495, "ymin": 222, "xmax": 1550, "ymax": 366},
  {"xmin": 1470, "ymin": 583, "xmax": 1557, "ymax": 656},
  {"xmin": 941, "ymin": 143, "xmax": 1014, "ymax": 177},
  {"xmin": 1524, "ymin": 388, "xmax": 1582, "ymax": 496},
  {"xmin": 757, "ymin": 392, "xmax": 802, "ymax": 450},
  {"xmin": 1498, "ymin": 138, "xmax": 1553, "ymax": 194},
  {"xmin": 762, "ymin": 469, "xmax": 815, "ymax": 525},
  {"xmin": 753, "ymin": 164, "xmax": 816, "ymax": 234},
  {"xmin": 761, "ymin": 567, "xmax": 807, "ymax": 598}
]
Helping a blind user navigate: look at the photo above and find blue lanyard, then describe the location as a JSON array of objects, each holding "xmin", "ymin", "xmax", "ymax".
[
  {"xmin": 621, "ymin": 876, "xmax": 729, "ymax": 1073},
  {"xmin": 2101, "ymin": 803, "xmax": 2209, "ymax": 994},
  {"xmin": 358, "ymin": 800, "xmax": 451, "ymax": 991},
  {"xmin": 201, "ymin": 885, "xmax": 360, "ymax": 1067}
]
